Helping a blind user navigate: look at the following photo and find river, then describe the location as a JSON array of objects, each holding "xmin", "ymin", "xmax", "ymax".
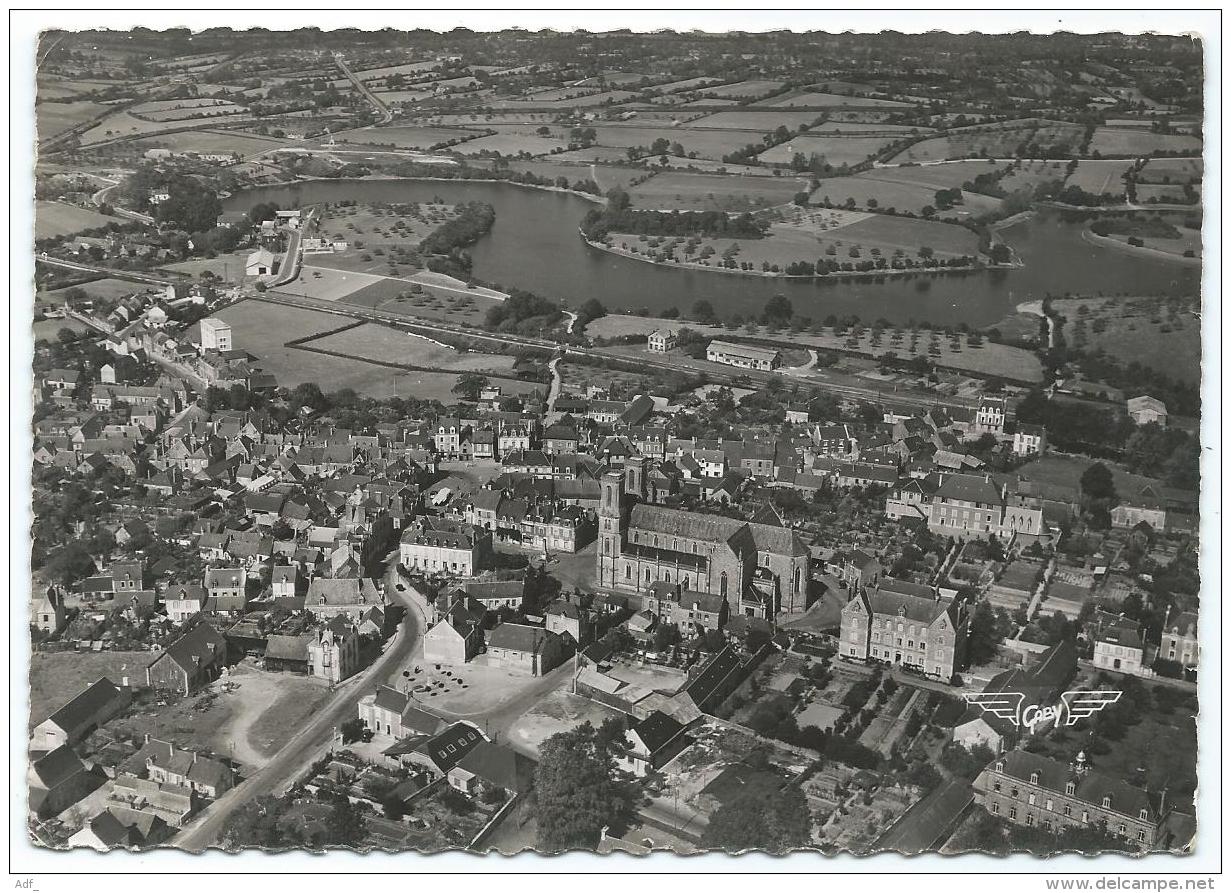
[{"xmin": 224, "ymin": 178, "xmax": 1200, "ymax": 328}]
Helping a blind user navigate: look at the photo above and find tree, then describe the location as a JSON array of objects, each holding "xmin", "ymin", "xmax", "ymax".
[
  {"xmin": 44, "ymin": 541, "xmax": 97, "ymax": 585},
  {"xmin": 452, "ymin": 372, "xmax": 489, "ymax": 402},
  {"xmin": 691, "ymin": 299, "xmax": 717, "ymax": 323},
  {"xmin": 340, "ymin": 718, "xmax": 366, "ymax": 744},
  {"xmin": 1080, "ymin": 462, "xmax": 1117, "ymax": 502},
  {"xmin": 966, "ymin": 600, "xmax": 1002, "ymax": 666},
  {"xmin": 702, "ymin": 783, "xmax": 812, "ymax": 853},
  {"xmin": 534, "ymin": 722, "xmax": 634, "ymax": 852},
  {"xmin": 760, "ymin": 294, "xmax": 794, "ymax": 326}
]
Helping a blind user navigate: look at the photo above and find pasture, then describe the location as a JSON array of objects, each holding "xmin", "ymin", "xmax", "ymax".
[
  {"xmin": 865, "ymin": 159, "xmax": 1007, "ymax": 190},
  {"xmin": 35, "ymin": 201, "xmax": 119, "ymax": 240},
  {"xmin": 36, "ymin": 100, "xmax": 111, "ymax": 139},
  {"xmin": 809, "ymin": 175, "xmax": 1003, "ymax": 219},
  {"xmin": 134, "ymin": 128, "xmax": 292, "ymax": 157},
  {"xmin": 817, "ymin": 213, "xmax": 981, "ymax": 258},
  {"xmin": 754, "ymin": 91, "xmax": 912, "ymax": 109},
  {"xmin": 449, "ymin": 132, "xmax": 568, "ymax": 156},
  {"xmin": 757, "ymin": 134, "xmax": 898, "ymax": 167},
  {"xmin": 686, "ymin": 110, "xmax": 831, "ymax": 132},
  {"xmin": 590, "ymin": 126, "xmax": 762, "ymax": 162},
  {"xmin": 1135, "ymin": 184, "xmax": 1195, "ymax": 204},
  {"xmin": 1087, "ymin": 128, "xmax": 1202, "ymax": 157},
  {"xmin": 1053, "ymin": 295, "xmax": 1201, "ymax": 385},
  {"xmin": 699, "ymin": 79, "xmax": 787, "ymax": 99},
  {"xmin": 1065, "ymin": 159, "xmax": 1135, "ymax": 196},
  {"xmin": 996, "ymin": 158, "xmax": 1072, "ymax": 192},
  {"xmin": 305, "ymin": 323, "xmax": 519, "ymax": 375},
  {"xmin": 626, "ymin": 170, "xmax": 806, "ymax": 211},
  {"xmin": 335, "ymin": 125, "xmax": 484, "ymax": 150},
  {"xmin": 1138, "ymin": 157, "xmax": 1203, "ymax": 184}
]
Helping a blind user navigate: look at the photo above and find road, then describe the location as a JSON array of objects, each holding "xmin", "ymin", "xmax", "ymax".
[
  {"xmin": 35, "ymin": 255, "xmax": 184, "ymax": 286},
  {"xmin": 333, "ymin": 52, "xmax": 394, "ymax": 125},
  {"xmin": 270, "ymin": 211, "xmax": 313, "ymax": 287},
  {"xmin": 171, "ymin": 588, "xmax": 424, "ymax": 851}
]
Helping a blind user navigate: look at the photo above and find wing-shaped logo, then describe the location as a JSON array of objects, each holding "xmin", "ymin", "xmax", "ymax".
[
  {"xmin": 963, "ymin": 691, "xmax": 1026, "ymax": 727},
  {"xmin": 1060, "ymin": 690, "xmax": 1122, "ymax": 725}
]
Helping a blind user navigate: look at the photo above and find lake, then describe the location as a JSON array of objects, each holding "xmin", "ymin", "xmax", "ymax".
[{"xmin": 224, "ymin": 178, "xmax": 1200, "ymax": 328}]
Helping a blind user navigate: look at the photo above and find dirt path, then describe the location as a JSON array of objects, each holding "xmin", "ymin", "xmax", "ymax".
[{"xmin": 214, "ymin": 671, "xmax": 282, "ymax": 771}]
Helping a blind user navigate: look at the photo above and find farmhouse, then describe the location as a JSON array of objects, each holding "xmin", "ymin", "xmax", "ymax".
[
  {"xmin": 706, "ymin": 340, "xmax": 781, "ymax": 371},
  {"xmin": 647, "ymin": 329, "xmax": 678, "ymax": 352},
  {"xmin": 1126, "ymin": 395, "xmax": 1168, "ymax": 427},
  {"xmin": 31, "ymin": 677, "xmax": 131, "ymax": 752},
  {"xmin": 145, "ymin": 622, "xmax": 232, "ymax": 695}
]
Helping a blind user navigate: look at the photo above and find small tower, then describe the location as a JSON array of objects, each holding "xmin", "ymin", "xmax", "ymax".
[
  {"xmin": 1073, "ymin": 750, "xmax": 1090, "ymax": 776},
  {"xmin": 624, "ymin": 455, "xmax": 646, "ymax": 501}
]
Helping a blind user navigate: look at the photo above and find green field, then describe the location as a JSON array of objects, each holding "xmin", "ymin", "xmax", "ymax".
[
  {"xmin": 755, "ymin": 91, "xmax": 912, "ymax": 109},
  {"xmin": 35, "ymin": 201, "xmax": 119, "ymax": 240},
  {"xmin": 699, "ymin": 80, "xmax": 787, "ymax": 99},
  {"xmin": 451, "ymin": 132, "xmax": 568, "ymax": 156},
  {"xmin": 865, "ymin": 160, "xmax": 1009, "ymax": 190},
  {"xmin": 1053, "ymin": 295, "xmax": 1201, "ymax": 384},
  {"xmin": 686, "ymin": 110, "xmax": 832, "ymax": 132},
  {"xmin": 1064, "ymin": 159, "xmax": 1135, "ymax": 196},
  {"xmin": 29, "ymin": 650, "xmax": 149, "ymax": 730},
  {"xmin": 627, "ymin": 170, "xmax": 806, "ymax": 211},
  {"xmin": 1138, "ymin": 157, "xmax": 1203, "ymax": 184},
  {"xmin": 36, "ymin": 100, "xmax": 111, "ymax": 139},
  {"xmin": 590, "ymin": 126, "xmax": 765, "ymax": 162},
  {"xmin": 336, "ymin": 125, "xmax": 484, "ymax": 150}
]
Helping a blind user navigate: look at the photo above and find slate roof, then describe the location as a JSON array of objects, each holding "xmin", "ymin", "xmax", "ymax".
[
  {"xmin": 487, "ymin": 623, "xmax": 558, "ymax": 655},
  {"xmin": 453, "ymin": 740, "xmax": 536, "ymax": 793},
  {"xmin": 44, "ymin": 677, "xmax": 124, "ymax": 732},
  {"xmin": 264, "ymin": 634, "xmax": 311, "ymax": 661},
  {"xmin": 936, "ymin": 473, "xmax": 1003, "ymax": 506},
  {"xmin": 988, "ymin": 750, "xmax": 1157, "ymax": 821},
  {"xmin": 631, "ymin": 710, "xmax": 686, "ymax": 753}
]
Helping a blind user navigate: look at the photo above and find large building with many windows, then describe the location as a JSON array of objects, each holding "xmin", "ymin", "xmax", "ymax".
[
  {"xmin": 973, "ymin": 750, "xmax": 1165, "ymax": 848},
  {"xmin": 839, "ymin": 579, "xmax": 966, "ymax": 680},
  {"xmin": 597, "ymin": 459, "xmax": 810, "ymax": 616}
]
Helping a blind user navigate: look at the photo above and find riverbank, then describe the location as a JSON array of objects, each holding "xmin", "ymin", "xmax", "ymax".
[
  {"xmin": 1080, "ymin": 227, "xmax": 1202, "ymax": 267},
  {"xmin": 292, "ymin": 172, "xmax": 607, "ymax": 206},
  {"xmin": 579, "ymin": 231, "xmax": 1001, "ymax": 283}
]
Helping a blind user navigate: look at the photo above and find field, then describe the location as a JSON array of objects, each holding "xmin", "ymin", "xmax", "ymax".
[
  {"xmin": 810, "ymin": 175, "xmax": 1002, "ymax": 219},
  {"xmin": 686, "ymin": 110, "xmax": 832, "ymax": 132},
  {"xmin": 627, "ymin": 170, "xmax": 806, "ymax": 211},
  {"xmin": 449, "ymin": 132, "xmax": 567, "ymax": 156},
  {"xmin": 1135, "ymin": 184, "xmax": 1195, "ymax": 204},
  {"xmin": 35, "ymin": 201, "xmax": 119, "ymax": 239},
  {"xmin": 1138, "ymin": 157, "xmax": 1203, "ymax": 184},
  {"xmin": 334, "ymin": 125, "xmax": 481, "ymax": 150},
  {"xmin": 158, "ymin": 250, "xmax": 252, "ymax": 284},
  {"xmin": 1052, "ymin": 295, "xmax": 1201, "ymax": 384},
  {"xmin": 755, "ymin": 91, "xmax": 912, "ymax": 109},
  {"xmin": 887, "ymin": 121, "xmax": 1085, "ymax": 164},
  {"xmin": 996, "ymin": 158, "xmax": 1071, "ymax": 192},
  {"xmin": 1087, "ymin": 128, "xmax": 1202, "ymax": 157},
  {"xmin": 590, "ymin": 126, "xmax": 765, "ymax": 162},
  {"xmin": 806, "ymin": 121, "xmax": 933, "ymax": 136},
  {"xmin": 78, "ymin": 108, "xmax": 254, "ymax": 146},
  {"xmin": 865, "ymin": 159, "xmax": 1009, "ymax": 190},
  {"xmin": 304, "ymin": 323, "xmax": 519, "ymax": 375},
  {"xmin": 134, "ymin": 128, "xmax": 292, "ymax": 157},
  {"xmin": 1064, "ymin": 159, "xmax": 1135, "ymax": 196},
  {"xmin": 37, "ymin": 277, "xmax": 141, "ymax": 308},
  {"xmin": 699, "ymin": 80, "xmax": 787, "ymax": 99},
  {"xmin": 132, "ymin": 98, "xmax": 248, "ymax": 122},
  {"xmin": 1017, "ymin": 453, "xmax": 1169, "ymax": 501},
  {"xmin": 758, "ymin": 135, "xmax": 899, "ymax": 167},
  {"xmin": 36, "ymin": 100, "xmax": 112, "ymax": 139}
]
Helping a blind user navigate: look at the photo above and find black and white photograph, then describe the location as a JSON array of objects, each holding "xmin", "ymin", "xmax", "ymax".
[{"xmin": 9, "ymin": 8, "xmax": 1220, "ymax": 880}]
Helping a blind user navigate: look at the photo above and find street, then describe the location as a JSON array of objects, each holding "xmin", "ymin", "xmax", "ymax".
[{"xmin": 171, "ymin": 586, "xmax": 423, "ymax": 851}]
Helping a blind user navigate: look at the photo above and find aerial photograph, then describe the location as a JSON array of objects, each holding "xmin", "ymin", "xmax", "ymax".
[{"xmin": 20, "ymin": 18, "xmax": 1209, "ymax": 864}]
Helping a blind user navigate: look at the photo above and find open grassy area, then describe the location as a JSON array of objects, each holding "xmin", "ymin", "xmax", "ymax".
[
  {"xmin": 305, "ymin": 323, "xmax": 519, "ymax": 375},
  {"xmin": 1087, "ymin": 128, "xmax": 1202, "ymax": 157},
  {"xmin": 758, "ymin": 134, "xmax": 899, "ymax": 167},
  {"xmin": 336, "ymin": 125, "xmax": 484, "ymax": 150},
  {"xmin": 1016, "ymin": 454, "xmax": 1168, "ymax": 500},
  {"xmin": 810, "ymin": 175, "xmax": 1002, "ymax": 219},
  {"xmin": 1052, "ymin": 295, "xmax": 1201, "ymax": 384},
  {"xmin": 812, "ymin": 212, "xmax": 982, "ymax": 258},
  {"xmin": 37, "ymin": 277, "xmax": 141, "ymax": 308},
  {"xmin": 133, "ymin": 128, "xmax": 293, "ymax": 157},
  {"xmin": 450, "ymin": 132, "xmax": 568, "ymax": 157},
  {"xmin": 1065, "ymin": 159, "xmax": 1135, "ymax": 196},
  {"xmin": 590, "ymin": 126, "xmax": 764, "ymax": 162},
  {"xmin": 36, "ymin": 100, "xmax": 111, "ymax": 139},
  {"xmin": 686, "ymin": 109, "xmax": 832, "ymax": 132},
  {"xmin": 756, "ymin": 90, "xmax": 912, "ymax": 109},
  {"xmin": 35, "ymin": 201, "xmax": 119, "ymax": 240},
  {"xmin": 867, "ymin": 159, "xmax": 1009, "ymax": 190},
  {"xmin": 627, "ymin": 170, "xmax": 806, "ymax": 211},
  {"xmin": 29, "ymin": 650, "xmax": 150, "ymax": 730},
  {"xmin": 1138, "ymin": 157, "xmax": 1203, "ymax": 185}
]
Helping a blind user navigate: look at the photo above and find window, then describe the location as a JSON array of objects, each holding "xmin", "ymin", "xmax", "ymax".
[
  {"xmin": 995, "ymin": 761, "xmax": 1004, "ymax": 772},
  {"xmin": 1010, "ymin": 788, "xmax": 1019, "ymax": 798},
  {"xmin": 992, "ymin": 781, "xmax": 1001, "ymax": 792},
  {"xmin": 1139, "ymin": 809, "xmax": 1149, "ymax": 820},
  {"xmin": 645, "ymin": 568, "xmax": 651, "ymax": 582},
  {"xmin": 1009, "ymin": 808, "xmax": 1017, "ymax": 820},
  {"xmin": 1082, "ymin": 811, "xmax": 1089, "ymax": 823},
  {"xmin": 1028, "ymin": 794, "xmax": 1036, "ymax": 806},
  {"xmin": 1030, "ymin": 772, "xmax": 1039, "ymax": 785},
  {"xmin": 1045, "ymin": 799, "xmax": 1053, "ymax": 812},
  {"xmin": 625, "ymin": 566, "xmax": 631, "ymax": 580},
  {"xmin": 1065, "ymin": 781, "xmax": 1075, "ymax": 796},
  {"xmin": 1102, "ymin": 796, "xmax": 1112, "ymax": 809},
  {"xmin": 991, "ymin": 803, "xmax": 999, "ymax": 815},
  {"xmin": 1063, "ymin": 805, "xmax": 1072, "ymax": 817},
  {"xmin": 1026, "ymin": 814, "xmax": 1035, "ymax": 827},
  {"xmin": 720, "ymin": 572, "xmax": 728, "ymax": 597},
  {"xmin": 1137, "ymin": 830, "xmax": 1146, "ymax": 842}
]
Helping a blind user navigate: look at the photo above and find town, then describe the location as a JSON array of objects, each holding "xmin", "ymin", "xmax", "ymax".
[{"xmin": 27, "ymin": 25, "xmax": 1202, "ymax": 857}]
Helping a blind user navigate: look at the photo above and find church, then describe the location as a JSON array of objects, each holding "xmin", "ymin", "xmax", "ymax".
[{"xmin": 596, "ymin": 457, "xmax": 811, "ymax": 617}]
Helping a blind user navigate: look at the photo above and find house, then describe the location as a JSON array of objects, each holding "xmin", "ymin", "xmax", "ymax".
[
  {"xmin": 164, "ymin": 583, "xmax": 207, "ymax": 623},
  {"xmin": 32, "ymin": 677, "xmax": 131, "ymax": 752},
  {"xmin": 485, "ymin": 623, "xmax": 565, "ymax": 676},
  {"xmin": 1012, "ymin": 423, "xmax": 1047, "ymax": 456},
  {"xmin": 1092, "ymin": 618, "xmax": 1145, "ymax": 676},
  {"xmin": 308, "ymin": 617, "xmax": 362, "ymax": 684},
  {"xmin": 647, "ymin": 329, "xmax": 678, "ymax": 353},
  {"xmin": 644, "ymin": 582, "xmax": 728, "ymax": 633},
  {"xmin": 31, "ymin": 585, "xmax": 67, "ymax": 633},
  {"xmin": 122, "ymin": 736, "xmax": 234, "ymax": 799},
  {"xmin": 927, "ymin": 473, "xmax": 1043, "ymax": 540},
  {"xmin": 204, "ymin": 567, "xmax": 247, "ymax": 614},
  {"xmin": 706, "ymin": 340, "xmax": 780, "ymax": 371},
  {"xmin": 423, "ymin": 597, "xmax": 485, "ymax": 664},
  {"xmin": 400, "ymin": 517, "xmax": 491, "ymax": 577},
  {"xmin": 544, "ymin": 599, "xmax": 593, "ymax": 646},
  {"xmin": 270, "ymin": 565, "xmax": 299, "ymax": 599},
  {"xmin": 359, "ymin": 685, "xmax": 446, "ymax": 739},
  {"xmin": 1158, "ymin": 609, "xmax": 1198, "ymax": 670},
  {"xmin": 1126, "ymin": 395, "xmax": 1168, "ymax": 427},
  {"xmin": 389, "ymin": 721, "xmax": 487, "ymax": 777},
  {"xmin": 28, "ymin": 745, "xmax": 105, "ymax": 819},
  {"xmin": 145, "ymin": 622, "xmax": 232, "ymax": 695},
  {"xmin": 68, "ymin": 806, "xmax": 172, "ymax": 850},
  {"xmin": 839, "ymin": 582, "xmax": 966, "ymax": 681},
  {"xmin": 973, "ymin": 750, "xmax": 1165, "ymax": 848},
  {"xmin": 447, "ymin": 740, "xmax": 536, "ymax": 798},
  {"xmin": 974, "ymin": 396, "xmax": 1007, "ymax": 435},
  {"xmin": 617, "ymin": 710, "xmax": 691, "ymax": 777},
  {"xmin": 305, "ymin": 576, "xmax": 383, "ymax": 621}
]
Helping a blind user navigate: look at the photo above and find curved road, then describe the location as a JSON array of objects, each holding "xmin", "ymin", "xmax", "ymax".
[{"xmin": 172, "ymin": 591, "xmax": 423, "ymax": 852}]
